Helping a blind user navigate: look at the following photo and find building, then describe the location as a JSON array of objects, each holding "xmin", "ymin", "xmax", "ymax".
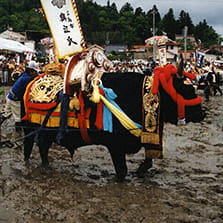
[
  {"xmin": 128, "ymin": 45, "xmax": 148, "ymax": 59},
  {"xmin": 105, "ymin": 44, "xmax": 128, "ymax": 55}
]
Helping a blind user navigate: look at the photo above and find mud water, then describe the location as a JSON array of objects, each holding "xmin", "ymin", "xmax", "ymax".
[{"xmin": 0, "ymin": 86, "xmax": 223, "ymax": 223}]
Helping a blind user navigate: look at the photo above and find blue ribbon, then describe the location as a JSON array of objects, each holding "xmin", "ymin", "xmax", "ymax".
[{"xmin": 100, "ymin": 84, "xmax": 142, "ymax": 133}]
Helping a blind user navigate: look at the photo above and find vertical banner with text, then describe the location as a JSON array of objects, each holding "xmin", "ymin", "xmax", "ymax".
[
  {"xmin": 40, "ymin": 0, "xmax": 86, "ymax": 58},
  {"xmin": 196, "ymin": 50, "xmax": 205, "ymax": 68}
]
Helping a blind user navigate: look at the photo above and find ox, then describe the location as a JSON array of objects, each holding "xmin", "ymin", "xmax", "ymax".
[{"xmin": 21, "ymin": 49, "xmax": 204, "ymax": 181}]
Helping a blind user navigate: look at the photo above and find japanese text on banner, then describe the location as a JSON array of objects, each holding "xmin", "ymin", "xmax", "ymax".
[{"xmin": 40, "ymin": 0, "xmax": 85, "ymax": 58}]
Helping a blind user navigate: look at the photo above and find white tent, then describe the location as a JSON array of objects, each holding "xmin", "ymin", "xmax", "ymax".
[
  {"xmin": 0, "ymin": 29, "xmax": 25, "ymax": 42},
  {"xmin": 0, "ymin": 37, "xmax": 34, "ymax": 53}
]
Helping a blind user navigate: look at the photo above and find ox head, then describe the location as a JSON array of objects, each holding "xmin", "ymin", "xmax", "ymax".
[{"xmin": 64, "ymin": 47, "xmax": 113, "ymax": 96}]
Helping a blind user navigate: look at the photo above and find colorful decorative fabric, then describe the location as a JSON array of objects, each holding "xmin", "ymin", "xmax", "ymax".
[
  {"xmin": 90, "ymin": 84, "xmax": 142, "ymax": 137},
  {"xmin": 141, "ymin": 76, "xmax": 163, "ymax": 159},
  {"xmin": 22, "ymin": 102, "xmax": 90, "ymax": 128},
  {"xmin": 23, "ymin": 74, "xmax": 90, "ymax": 129}
]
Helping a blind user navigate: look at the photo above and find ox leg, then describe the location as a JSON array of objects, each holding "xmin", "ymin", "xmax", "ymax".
[
  {"xmin": 23, "ymin": 123, "xmax": 36, "ymax": 162},
  {"xmin": 108, "ymin": 147, "xmax": 127, "ymax": 182},
  {"xmin": 38, "ymin": 130, "xmax": 54, "ymax": 167},
  {"xmin": 136, "ymin": 158, "xmax": 153, "ymax": 178}
]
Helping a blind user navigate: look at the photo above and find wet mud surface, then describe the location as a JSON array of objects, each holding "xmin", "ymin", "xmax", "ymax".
[{"xmin": 0, "ymin": 86, "xmax": 223, "ymax": 223}]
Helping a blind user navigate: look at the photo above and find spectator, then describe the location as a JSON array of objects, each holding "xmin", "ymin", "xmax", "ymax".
[
  {"xmin": 203, "ymin": 67, "xmax": 213, "ymax": 102},
  {"xmin": 0, "ymin": 60, "xmax": 40, "ymax": 128},
  {"xmin": 2, "ymin": 59, "xmax": 9, "ymax": 85},
  {"xmin": 213, "ymin": 71, "xmax": 223, "ymax": 96}
]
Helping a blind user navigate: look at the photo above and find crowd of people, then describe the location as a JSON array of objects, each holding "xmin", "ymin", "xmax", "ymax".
[
  {"xmin": 0, "ymin": 54, "xmax": 20, "ymax": 85},
  {"xmin": 196, "ymin": 63, "xmax": 223, "ymax": 101},
  {"xmin": 111, "ymin": 59, "xmax": 156, "ymax": 75}
]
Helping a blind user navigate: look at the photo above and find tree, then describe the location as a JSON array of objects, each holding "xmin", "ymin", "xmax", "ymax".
[
  {"xmin": 0, "ymin": 0, "xmax": 220, "ymax": 48},
  {"xmin": 160, "ymin": 8, "xmax": 177, "ymax": 40},
  {"xmin": 120, "ymin": 2, "xmax": 134, "ymax": 14},
  {"xmin": 176, "ymin": 10, "xmax": 194, "ymax": 34},
  {"xmin": 134, "ymin": 7, "xmax": 151, "ymax": 44},
  {"xmin": 147, "ymin": 5, "xmax": 161, "ymax": 36},
  {"xmin": 194, "ymin": 20, "xmax": 220, "ymax": 48}
]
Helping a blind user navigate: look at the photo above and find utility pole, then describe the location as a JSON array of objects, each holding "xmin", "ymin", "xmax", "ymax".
[
  {"xmin": 183, "ymin": 26, "xmax": 188, "ymax": 63},
  {"xmin": 152, "ymin": 8, "xmax": 156, "ymax": 62}
]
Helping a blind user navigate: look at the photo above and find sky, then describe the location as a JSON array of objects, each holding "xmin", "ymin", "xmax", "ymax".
[{"xmin": 94, "ymin": 0, "xmax": 223, "ymax": 37}]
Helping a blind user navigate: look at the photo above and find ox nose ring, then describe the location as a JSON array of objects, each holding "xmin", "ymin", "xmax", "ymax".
[{"xmin": 91, "ymin": 78, "xmax": 102, "ymax": 87}]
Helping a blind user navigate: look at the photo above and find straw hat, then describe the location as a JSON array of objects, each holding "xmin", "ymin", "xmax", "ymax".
[{"xmin": 44, "ymin": 61, "xmax": 65, "ymax": 76}]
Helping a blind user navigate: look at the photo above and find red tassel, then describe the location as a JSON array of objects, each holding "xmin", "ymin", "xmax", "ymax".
[
  {"xmin": 94, "ymin": 87, "xmax": 104, "ymax": 130},
  {"xmin": 78, "ymin": 90, "xmax": 92, "ymax": 143}
]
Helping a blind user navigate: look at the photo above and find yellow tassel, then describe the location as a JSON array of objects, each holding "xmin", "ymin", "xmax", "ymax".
[
  {"xmin": 100, "ymin": 95, "xmax": 142, "ymax": 137},
  {"xmin": 69, "ymin": 96, "xmax": 80, "ymax": 110},
  {"xmin": 90, "ymin": 85, "xmax": 101, "ymax": 103}
]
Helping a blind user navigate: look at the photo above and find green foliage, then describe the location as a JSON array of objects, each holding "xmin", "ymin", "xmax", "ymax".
[
  {"xmin": 176, "ymin": 10, "xmax": 194, "ymax": 35},
  {"xmin": 176, "ymin": 39, "xmax": 195, "ymax": 50},
  {"xmin": 194, "ymin": 20, "xmax": 220, "ymax": 48},
  {"xmin": 0, "ymin": 0, "xmax": 47, "ymax": 33},
  {"xmin": 0, "ymin": 0, "xmax": 220, "ymax": 49},
  {"xmin": 160, "ymin": 8, "xmax": 177, "ymax": 40}
]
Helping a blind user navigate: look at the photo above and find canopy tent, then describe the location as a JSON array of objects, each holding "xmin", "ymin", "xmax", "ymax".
[
  {"xmin": 0, "ymin": 29, "xmax": 25, "ymax": 42},
  {"xmin": 0, "ymin": 37, "xmax": 34, "ymax": 53},
  {"xmin": 145, "ymin": 35, "xmax": 174, "ymax": 46}
]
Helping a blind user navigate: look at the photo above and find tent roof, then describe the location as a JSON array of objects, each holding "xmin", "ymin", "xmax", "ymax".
[
  {"xmin": 0, "ymin": 30, "xmax": 25, "ymax": 42},
  {"xmin": 0, "ymin": 37, "xmax": 34, "ymax": 53}
]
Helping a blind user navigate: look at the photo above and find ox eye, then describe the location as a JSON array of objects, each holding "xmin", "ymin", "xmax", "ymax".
[
  {"xmin": 40, "ymin": 85, "xmax": 45, "ymax": 90},
  {"xmin": 47, "ymin": 87, "xmax": 52, "ymax": 92}
]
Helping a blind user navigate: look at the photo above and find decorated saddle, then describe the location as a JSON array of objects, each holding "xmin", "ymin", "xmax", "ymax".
[{"xmin": 22, "ymin": 73, "xmax": 90, "ymax": 128}]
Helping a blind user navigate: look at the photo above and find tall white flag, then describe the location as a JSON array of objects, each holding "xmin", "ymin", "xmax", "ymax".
[{"xmin": 40, "ymin": 0, "xmax": 86, "ymax": 58}]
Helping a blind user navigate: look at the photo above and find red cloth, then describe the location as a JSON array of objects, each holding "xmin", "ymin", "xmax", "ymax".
[
  {"xmin": 152, "ymin": 64, "xmax": 202, "ymax": 119},
  {"xmin": 77, "ymin": 89, "xmax": 92, "ymax": 143}
]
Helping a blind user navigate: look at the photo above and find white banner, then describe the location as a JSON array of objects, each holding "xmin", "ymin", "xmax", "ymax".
[{"xmin": 40, "ymin": 0, "xmax": 86, "ymax": 58}]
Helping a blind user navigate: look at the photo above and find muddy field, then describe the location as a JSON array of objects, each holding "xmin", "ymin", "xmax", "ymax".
[{"xmin": 0, "ymin": 86, "xmax": 223, "ymax": 223}]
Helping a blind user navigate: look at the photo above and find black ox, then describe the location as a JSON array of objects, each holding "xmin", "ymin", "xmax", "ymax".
[{"xmin": 22, "ymin": 71, "xmax": 204, "ymax": 181}]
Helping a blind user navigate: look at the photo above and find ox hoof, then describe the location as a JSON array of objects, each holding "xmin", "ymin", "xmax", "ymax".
[
  {"xmin": 24, "ymin": 160, "xmax": 30, "ymax": 167},
  {"xmin": 115, "ymin": 173, "xmax": 126, "ymax": 183},
  {"xmin": 41, "ymin": 163, "xmax": 50, "ymax": 168},
  {"xmin": 136, "ymin": 158, "xmax": 153, "ymax": 178}
]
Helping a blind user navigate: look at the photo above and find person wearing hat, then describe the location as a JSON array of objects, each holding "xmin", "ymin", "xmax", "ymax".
[
  {"xmin": 203, "ymin": 66, "xmax": 214, "ymax": 102},
  {"xmin": 0, "ymin": 60, "xmax": 40, "ymax": 128}
]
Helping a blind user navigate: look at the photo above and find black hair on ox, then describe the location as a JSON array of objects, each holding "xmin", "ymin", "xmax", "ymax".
[{"xmin": 100, "ymin": 72, "xmax": 144, "ymax": 132}]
